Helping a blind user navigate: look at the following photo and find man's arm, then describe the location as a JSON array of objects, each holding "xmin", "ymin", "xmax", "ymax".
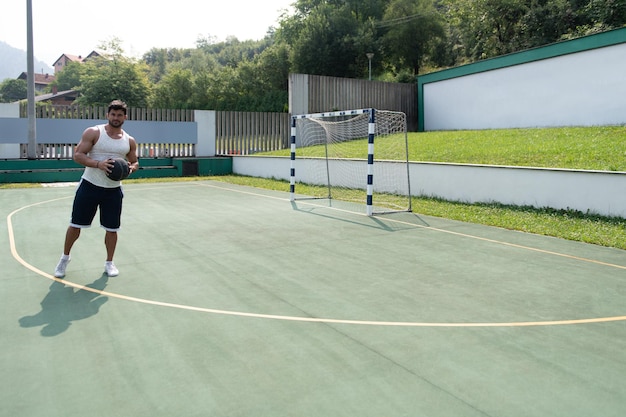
[
  {"xmin": 73, "ymin": 126, "xmax": 104, "ymax": 170},
  {"xmin": 126, "ymin": 136, "xmax": 139, "ymax": 174}
]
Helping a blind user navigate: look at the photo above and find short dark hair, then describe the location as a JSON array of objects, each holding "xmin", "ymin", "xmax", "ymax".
[{"xmin": 108, "ymin": 100, "xmax": 128, "ymax": 115}]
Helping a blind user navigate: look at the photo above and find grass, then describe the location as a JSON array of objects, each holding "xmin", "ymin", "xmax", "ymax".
[
  {"xmin": 2, "ymin": 126, "xmax": 625, "ymax": 250},
  {"xmin": 266, "ymin": 126, "xmax": 626, "ymax": 171},
  {"xmin": 410, "ymin": 126, "xmax": 626, "ymax": 171}
]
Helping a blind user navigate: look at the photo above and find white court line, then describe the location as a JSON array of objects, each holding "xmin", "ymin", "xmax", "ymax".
[{"xmin": 6, "ymin": 182, "xmax": 626, "ymax": 327}]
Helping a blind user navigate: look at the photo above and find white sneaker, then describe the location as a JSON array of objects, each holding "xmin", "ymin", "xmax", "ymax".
[
  {"xmin": 54, "ymin": 256, "xmax": 71, "ymax": 278},
  {"xmin": 104, "ymin": 261, "xmax": 119, "ymax": 277}
]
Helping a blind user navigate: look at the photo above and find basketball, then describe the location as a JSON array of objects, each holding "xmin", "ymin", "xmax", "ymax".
[{"xmin": 106, "ymin": 158, "xmax": 130, "ymax": 181}]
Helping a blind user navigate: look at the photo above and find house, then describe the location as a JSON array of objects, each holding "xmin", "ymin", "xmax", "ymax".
[
  {"xmin": 52, "ymin": 53, "xmax": 84, "ymax": 74},
  {"xmin": 14, "ymin": 51, "xmax": 103, "ymax": 103},
  {"xmin": 52, "ymin": 50, "xmax": 102, "ymax": 74},
  {"xmin": 17, "ymin": 72, "xmax": 55, "ymax": 92},
  {"xmin": 34, "ymin": 87, "xmax": 78, "ymax": 105}
]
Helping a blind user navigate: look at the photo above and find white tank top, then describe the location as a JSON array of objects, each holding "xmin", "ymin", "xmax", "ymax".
[{"xmin": 82, "ymin": 124, "xmax": 131, "ymax": 188}]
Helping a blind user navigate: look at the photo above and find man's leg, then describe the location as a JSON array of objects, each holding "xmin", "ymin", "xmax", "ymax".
[
  {"xmin": 55, "ymin": 226, "xmax": 81, "ymax": 278},
  {"xmin": 104, "ymin": 231, "xmax": 119, "ymax": 277},
  {"xmin": 101, "ymin": 186, "xmax": 122, "ymax": 277},
  {"xmin": 104, "ymin": 231, "xmax": 117, "ymax": 262},
  {"xmin": 63, "ymin": 226, "xmax": 81, "ymax": 255}
]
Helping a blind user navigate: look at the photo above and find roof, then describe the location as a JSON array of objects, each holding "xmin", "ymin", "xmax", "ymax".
[
  {"xmin": 33, "ymin": 89, "xmax": 78, "ymax": 102},
  {"xmin": 84, "ymin": 50, "xmax": 103, "ymax": 60},
  {"xmin": 17, "ymin": 72, "xmax": 56, "ymax": 84},
  {"xmin": 53, "ymin": 54, "xmax": 85, "ymax": 66},
  {"xmin": 10, "ymin": 89, "xmax": 78, "ymax": 104},
  {"xmin": 52, "ymin": 51, "xmax": 102, "ymax": 67}
]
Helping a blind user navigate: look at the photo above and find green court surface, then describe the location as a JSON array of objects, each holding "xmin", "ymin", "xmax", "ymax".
[{"xmin": 2, "ymin": 180, "xmax": 626, "ymax": 417}]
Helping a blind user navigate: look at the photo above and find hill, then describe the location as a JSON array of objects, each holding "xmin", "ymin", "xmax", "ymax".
[{"xmin": 0, "ymin": 41, "xmax": 54, "ymax": 81}]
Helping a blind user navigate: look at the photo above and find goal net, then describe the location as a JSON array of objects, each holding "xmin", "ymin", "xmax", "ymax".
[{"xmin": 289, "ymin": 109, "xmax": 411, "ymax": 216}]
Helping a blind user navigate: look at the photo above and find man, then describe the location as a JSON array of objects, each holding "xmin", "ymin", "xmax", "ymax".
[{"xmin": 54, "ymin": 100, "xmax": 139, "ymax": 278}]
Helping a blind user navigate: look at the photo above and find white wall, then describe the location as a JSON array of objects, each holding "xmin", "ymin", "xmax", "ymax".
[
  {"xmin": 411, "ymin": 163, "xmax": 626, "ymax": 218},
  {"xmin": 194, "ymin": 110, "xmax": 216, "ymax": 157},
  {"xmin": 289, "ymin": 74, "xmax": 310, "ymax": 117},
  {"xmin": 424, "ymin": 42, "xmax": 626, "ymax": 130},
  {"xmin": 0, "ymin": 103, "xmax": 19, "ymax": 117},
  {"xmin": 0, "ymin": 103, "xmax": 20, "ymax": 158},
  {"xmin": 232, "ymin": 156, "xmax": 626, "ymax": 218}
]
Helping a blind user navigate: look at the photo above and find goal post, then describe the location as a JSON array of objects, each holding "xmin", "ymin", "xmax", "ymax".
[{"xmin": 289, "ymin": 108, "xmax": 411, "ymax": 216}]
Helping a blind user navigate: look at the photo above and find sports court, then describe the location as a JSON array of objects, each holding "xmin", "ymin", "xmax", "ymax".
[{"xmin": 2, "ymin": 179, "xmax": 626, "ymax": 417}]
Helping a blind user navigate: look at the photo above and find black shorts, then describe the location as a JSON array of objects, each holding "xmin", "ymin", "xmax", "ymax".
[{"xmin": 70, "ymin": 180, "xmax": 124, "ymax": 231}]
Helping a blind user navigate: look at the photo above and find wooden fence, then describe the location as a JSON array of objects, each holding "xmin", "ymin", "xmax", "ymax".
[
  {"xmin": 289, "ymin": 74, "xmax": 418, "ymax": 131},
  {"xmin": 20, "ymin": 103, "xmax": 195, "ymax": 121},
  {"xmin": 215, "ymin": 111, "xmax": 290, "ymax": 155},
  {"xmin": 17, "ymin": 105, "xmax": 289, "ymax": 159}
]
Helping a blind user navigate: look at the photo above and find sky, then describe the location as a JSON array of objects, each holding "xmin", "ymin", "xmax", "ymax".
[{"xmin": 1, "ymin": 0, "xmax": 294, "ymax": 68}]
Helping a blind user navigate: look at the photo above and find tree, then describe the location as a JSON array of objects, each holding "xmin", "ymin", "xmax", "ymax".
[
  {"xmin": 444, "ymin": 0, "xmax": 529, "ymax": 60},
  {"xmin": 232, "ymin": 52, "xmax": 290, "ymax": 112},
  {"xmin": 52, "ymin": 61, "xmax": 82, "ymax": 91},
  {"xmin": 142, "ymin": 47, "xmax": 190, "ymax": 83},
  {"xmin": 565, "ymin": 0, "xmax": 626, "ymax": 36},
  {"xmin": 149, "ymin": 48, "xmax": 219, "ymax": 109},
  {"xmin": 77, "ymin": 39, "xmax": 151, "ymax": 107},
  {"xmin": 286, "ymin": 3, "xmax": 372, "ymax": 77},
  {"xmin": 149, "ymin": 68, "xmax": 195, "ymax": 109},
  {"xmin": 0, "ymin": 78, "xmax": 27, "ymax": 102},
  {"xmin": 380, "ymin": 0, "xmax": 446, "ymax": 75},
  {"xmin": 441, "ymin": 0, "xmax": 626, "ymax": 66},
  {"xmin": 256, "ymin": 43, "xmax": 292, "ymax": 92},
  {"xmin": 145, "ymin": 34, "xmax": 290, "ymax": 111}
]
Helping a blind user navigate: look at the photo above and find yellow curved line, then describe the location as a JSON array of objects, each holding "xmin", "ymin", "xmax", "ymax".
[{"xmin": 6, "ymin": 188, "xmax": 626, "ymax": 328}]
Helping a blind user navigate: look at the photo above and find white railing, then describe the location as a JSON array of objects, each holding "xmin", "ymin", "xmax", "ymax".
[{"xmin": 20, "ymin": 143, "xmax": 196, "ymax": 159}]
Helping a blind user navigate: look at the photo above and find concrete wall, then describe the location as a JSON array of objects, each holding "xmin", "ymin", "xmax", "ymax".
[{"xmin": 232, "ymin": 156, "xmax": 626, "ymax": 218}]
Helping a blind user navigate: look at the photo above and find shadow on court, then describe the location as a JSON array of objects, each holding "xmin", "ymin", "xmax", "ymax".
[
  {"xmin": 18, "ymin": 275, "xmax": 109, "ymax": 337},
  {"xmin": 291, "ymin": 199, "xmax": 430, "ymax": 232}
]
